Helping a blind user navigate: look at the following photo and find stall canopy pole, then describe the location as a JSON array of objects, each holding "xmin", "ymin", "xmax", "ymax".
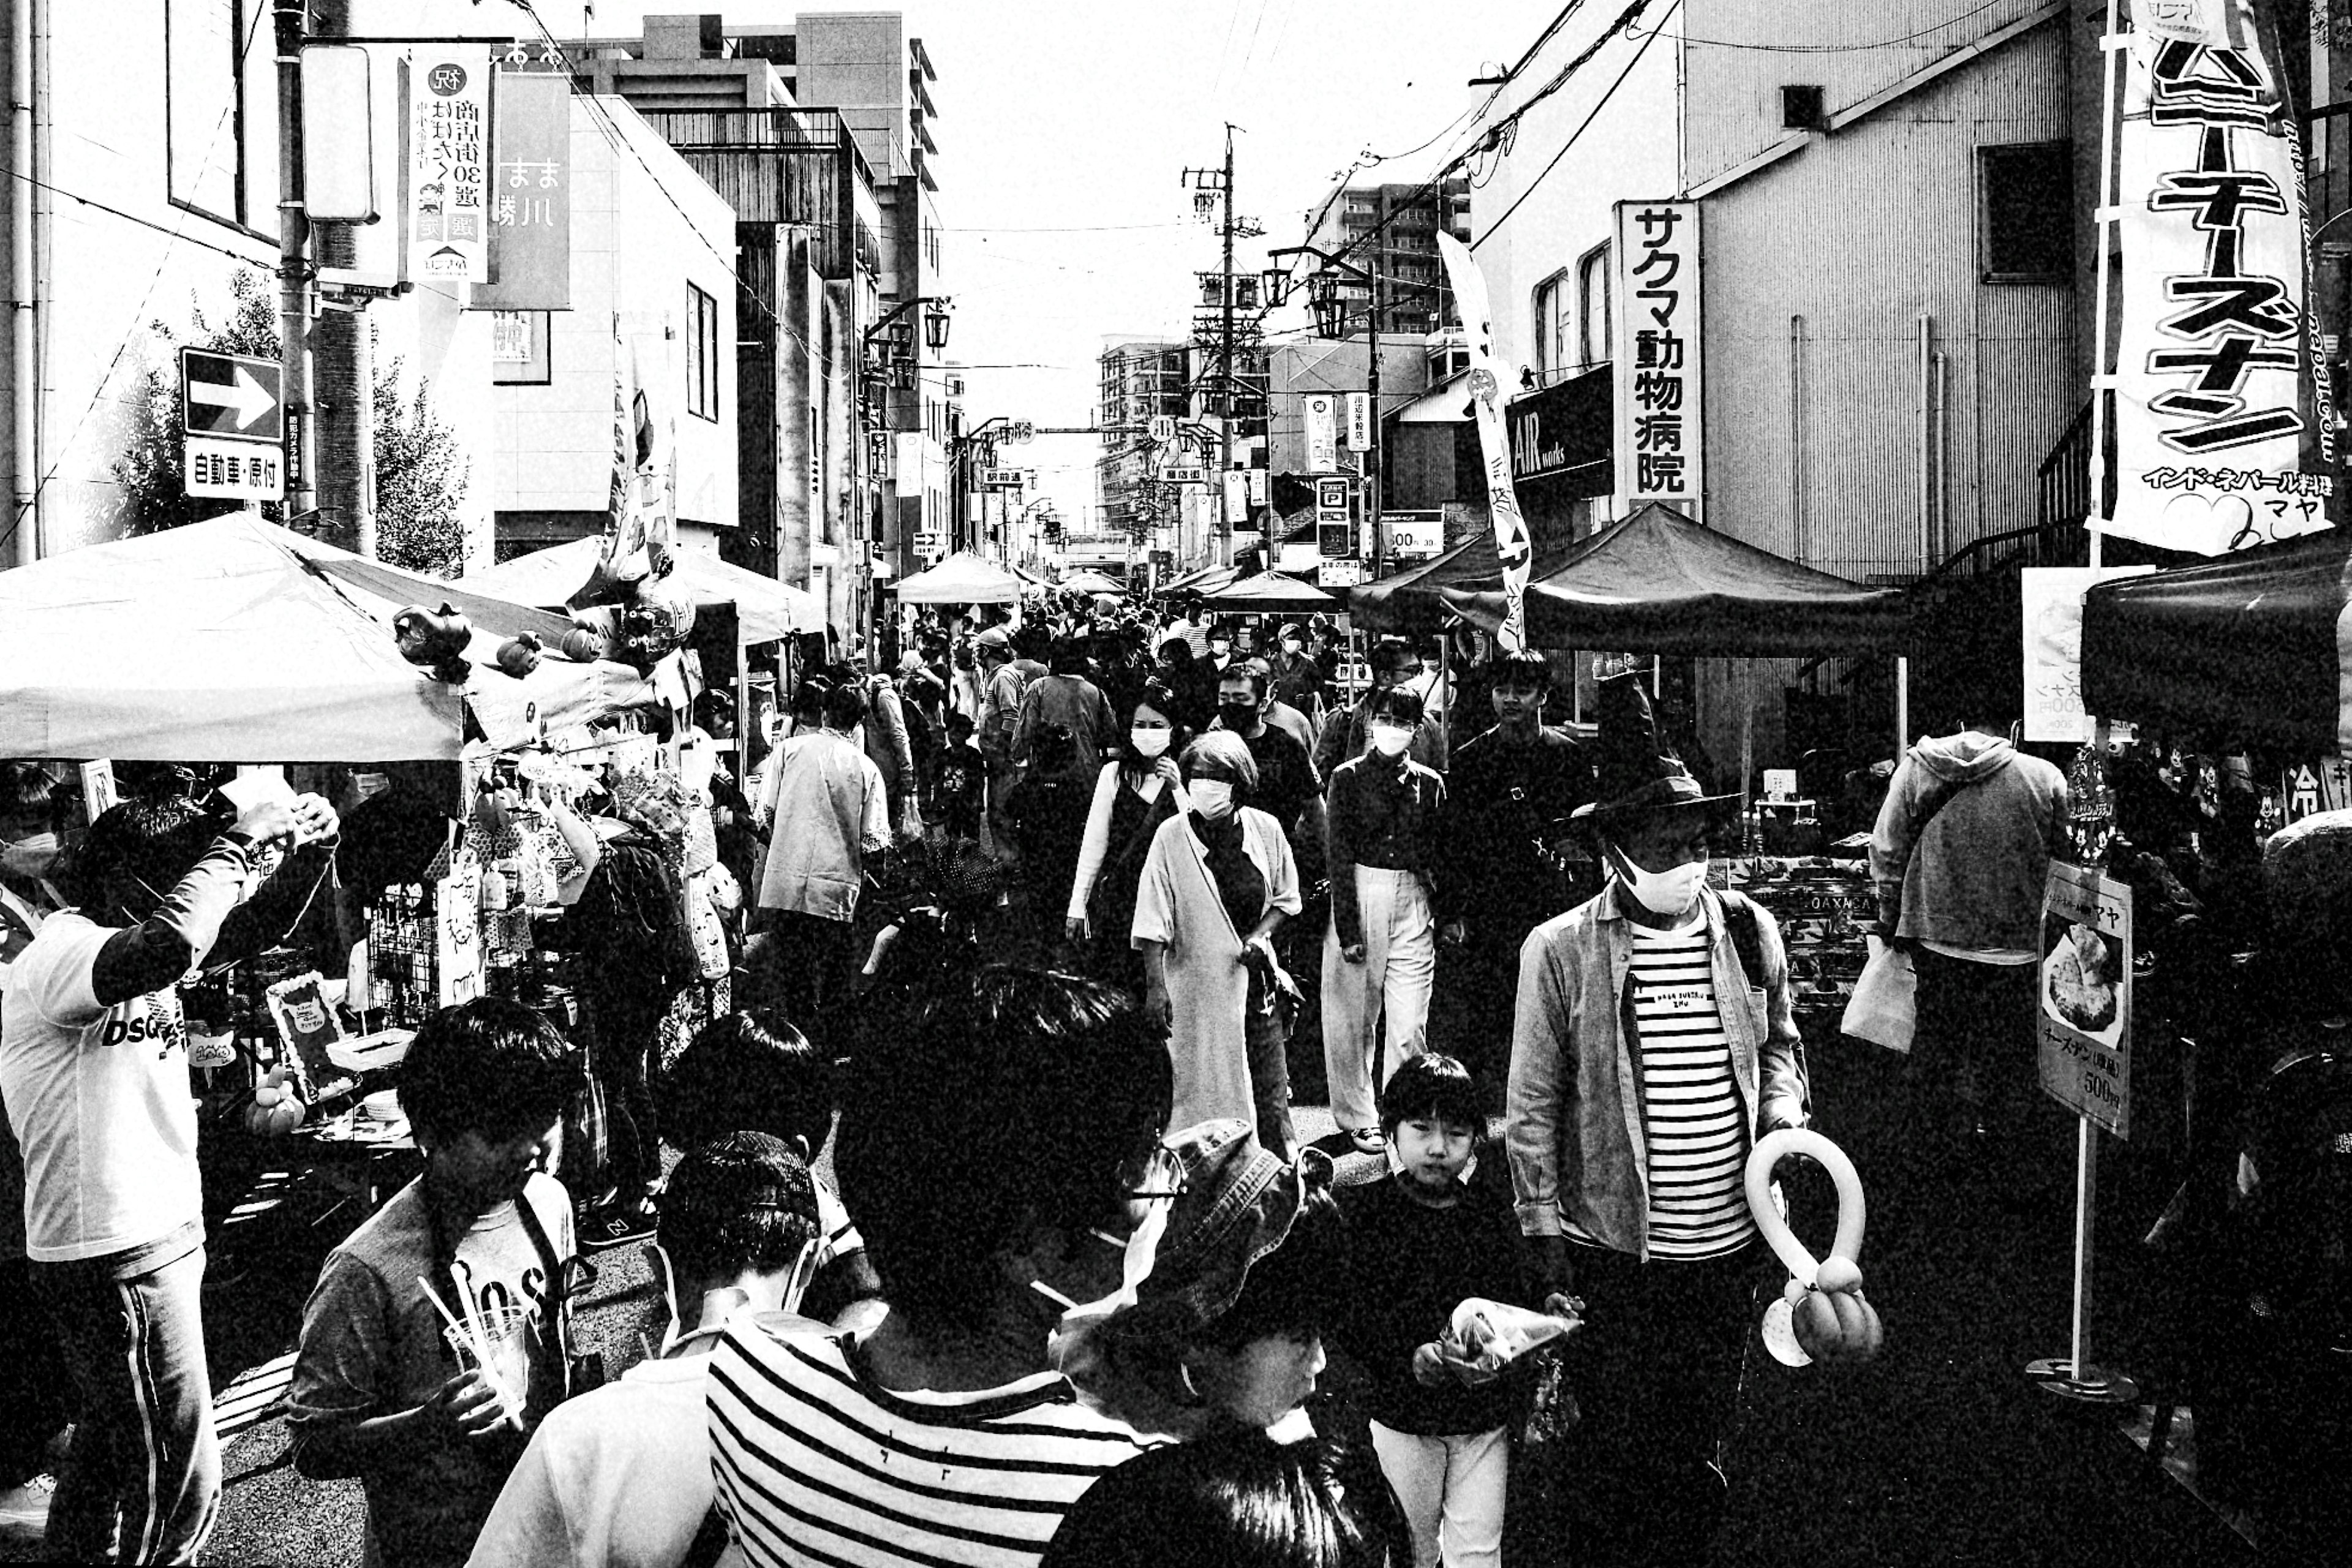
[
  {"xmin": 2085, "ymin": 0, "xmax": 2124, "ymax": 573},
  {"xmin": 1895, "ymin": 655, "xmax": 1910, "ymax": 760}
]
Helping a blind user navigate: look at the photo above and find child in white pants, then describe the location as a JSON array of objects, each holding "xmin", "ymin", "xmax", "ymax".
[
  {"xmin": 1320, "ymin": 685, "xmax": 1444, "ymax": 1154},
  {"xmin": 1333, "ymin": 1054, "xmax": 1581, "ymax": 1568}
]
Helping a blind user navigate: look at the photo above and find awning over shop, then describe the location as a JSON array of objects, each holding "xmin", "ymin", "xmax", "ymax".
[
  {"xmin": 894, "ymin": 550, "xmax": 1023, "ymax": 604},
  {"xmin": 1057, "ymin": 568, "xmax": 1128, "ymax": 595},
  {"xmin": 1438, "ymin": 502, "xmax": 1913, "ymax": 657},
  {"xmin": 1158, "ymin": 564, "xmax": 1242, "ymax": 598},
  {"xmin": 463, "ymin": 537, "xmax": 823, "ymax": 644},
  {"xmin": 1012, "ymin": 563, "xmax": 1051, "ymax": 587},
  {"xmin": 0, "ymin": 514, "xmax": 654, "ymax": 762},
  {"xmin": 1196, "ymin": 572, "xmax": 1336, "ymax": 613},
  {"xmin": 1350, "ymin": 533, "xmax": 1581, "ymax": 635},
  {"xmin": 2081, "ymin": 529, "xmax": 2351, "ymax": 756}
]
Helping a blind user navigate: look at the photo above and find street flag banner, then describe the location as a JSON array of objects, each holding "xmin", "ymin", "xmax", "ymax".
[
  {"xmin": 2107, "ymin": 0, "xmax": 2334, "ymax": 553},
  {"xmin": 1303, "ymin": 394, "xmax": 1338, "ymax": 474},
  {"xmin": 406, "ymin": 50, "xmax": 492, "ymax": 283},
  {"xmin": 476, "ymin": 70, "xmax": 571, "ymax": 311},
  {"xmin": 2037, "ymin": 863, "xmax": 2133, "ymax": 1139},
  {"xmin": 2021, "ymin": 566, "xmax": 2155, "ymax": 742},
  {"xmin": 1611, "ymin": 200, "xmax": 1704, "ymax": 518},
  {"xmin": 599, "ymin": 325, "xmax": 674, "ymax": 587},
  {"xmin": 1436, "ymin": 231, "xmax": 1532, "ymax": 652}
]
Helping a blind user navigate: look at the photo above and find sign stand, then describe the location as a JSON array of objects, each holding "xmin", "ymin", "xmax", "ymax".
[{"xmin": 2024, "ymin": 1114, "xmax": 2141, "ymax": 1406}]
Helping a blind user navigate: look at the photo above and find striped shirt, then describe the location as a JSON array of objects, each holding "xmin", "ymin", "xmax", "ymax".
[
  {"xmin": 1623, "ymin": 920, "xmax": 1755, "ymax": 1259},
  {"xmin": 708, "ymin": 1321, "xmax": 1156, "ymax": 1568}
]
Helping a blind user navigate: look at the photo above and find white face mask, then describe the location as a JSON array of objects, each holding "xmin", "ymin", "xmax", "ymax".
[
  {"xmin": 1128, "ymin": 726, "xmax": 1172, "ymax": 759},
  {"xmin": 1609, "ymin": 846, "xmax": 1708, "ymax": 916},
  {"xmin": 1368, "ymin": 722, "xmax": 1413, "ymax": 758},
  {"xmin": 1188, "ymin": 779, "xmax": 1236, "ymax": 819}
]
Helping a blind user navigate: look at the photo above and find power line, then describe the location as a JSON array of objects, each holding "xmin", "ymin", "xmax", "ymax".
[
  {"xmin": 1648, "ymin": 0, "xmax": 2015, "ymax": 53},
  {"xmin": 1472, "ymin": 4, "xmax": 1670, "ymax": 249}
]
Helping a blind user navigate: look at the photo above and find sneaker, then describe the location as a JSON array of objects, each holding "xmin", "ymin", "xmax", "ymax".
[
  {"xmin": 578, "ymin": 1200, "xmax": 658, "ymax": 1251},
  {"xmin": 0, "ymin": 1474, "xmax": 55, "ymax": 1545}
]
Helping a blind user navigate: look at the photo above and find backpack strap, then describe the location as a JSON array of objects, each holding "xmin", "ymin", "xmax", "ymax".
[{"xmin": 1719, "ymin": 887, "xmax": 1813, "ymax": 1121}]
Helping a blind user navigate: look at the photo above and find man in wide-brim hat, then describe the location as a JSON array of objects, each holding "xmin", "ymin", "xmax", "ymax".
[{"xmin": 1503, "ymin": 672, "xmax": 1811, "ymax": 1568}]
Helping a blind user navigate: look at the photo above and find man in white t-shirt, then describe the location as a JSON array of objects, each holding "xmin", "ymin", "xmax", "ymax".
[
  {"xmin": 467, "ymin": 1131, "xmax": 822, "ymax": 1568},
  {"xmin": 0, "ymin": 788, "xmax": 330, "ymax": 1564}
]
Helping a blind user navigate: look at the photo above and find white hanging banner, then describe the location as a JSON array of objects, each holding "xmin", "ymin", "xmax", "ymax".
[
  {"xmin": 1434, "ymin": 232, "xmax": 1532, "ymax": 653},
  {"xmin": 1612, "ymin": 200, "xmax": 1705, "ymax": 519},
  {"xmin": 2107, "ymin": 1, "xmax": 2334, "ymax": 553},
  {"xmin": 407, "ymin": 50, "xmax": 492, "ymax": 282},
  {"xmin": 1303, "ymin": 394, "xmax": 1338, "ymax": 474}
]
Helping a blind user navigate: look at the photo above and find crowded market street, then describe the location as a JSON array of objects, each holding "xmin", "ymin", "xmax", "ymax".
[{"xmin": 2, "ymin": 3, "xmax": 2350, "ymax": 1567}]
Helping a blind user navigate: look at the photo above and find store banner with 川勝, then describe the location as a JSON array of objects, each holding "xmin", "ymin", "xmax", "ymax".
[
  {"xmin": 406, "ymin": 50, "xmax": 492, "ymax": 284},
  {"xmin": 475, "ymin": 70, "xmax": 571, "ymax": 311},
  {"xmin": 1434, "ymin": 230, "xmax": 1533, "ymax": 652},
  {"xmin": 2037, "ymin": 864, "xmax": 2132, "ymax": 1138},
  {"xmin": 1611, "ymin": 200, "xmax": 1703, "ymax": 521},
  {"xmin": 2107, "ymin": 0, "xmax": 2335, "ymax": 554}
]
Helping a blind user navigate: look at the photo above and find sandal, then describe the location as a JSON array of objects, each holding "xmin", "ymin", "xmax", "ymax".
[{"xmin": 1347, "ymin": 1126, "xmax": 1387, "ymax": 1156}]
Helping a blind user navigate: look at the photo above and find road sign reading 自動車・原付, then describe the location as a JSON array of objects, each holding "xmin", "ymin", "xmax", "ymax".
[
  {"xmin": 185, "ymin": 435, "xmax": 285, "ymax": 502},
  {"xmin": 181, "ymin": 349, "xmax": 283, "ymax": 442}
]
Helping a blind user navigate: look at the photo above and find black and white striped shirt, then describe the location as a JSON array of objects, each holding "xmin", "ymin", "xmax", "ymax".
[
  {"xmin": 708, "ymin": 1322, "xmax": 1156, "ymax": 1568},
  {"xmin": 1624, "ymin": 920, "xmax": 1755, "ymax": 1259}
]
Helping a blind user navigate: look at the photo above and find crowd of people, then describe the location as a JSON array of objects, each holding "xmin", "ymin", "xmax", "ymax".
[{"xmin": 7, "ymin": 589, "xmax": 2092, "ymax": 1568}]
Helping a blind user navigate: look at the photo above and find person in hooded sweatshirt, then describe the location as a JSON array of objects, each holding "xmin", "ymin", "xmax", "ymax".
[{"xmin": 1869, "ymin": 706, "xmax": 2069, "ymax": 1191}]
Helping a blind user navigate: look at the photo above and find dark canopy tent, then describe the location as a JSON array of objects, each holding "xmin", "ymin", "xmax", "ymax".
[
  {"xmin": 1349, "ymin": 533, "xmax": 1579, "ymax": 635},
  {"xmin": 2081, "ymin": 529, "xmax": 2350, "ymax": 755},
  {"xmin": 1437, "ymin": 502, "xmax": 1913, "ymax": 657}
]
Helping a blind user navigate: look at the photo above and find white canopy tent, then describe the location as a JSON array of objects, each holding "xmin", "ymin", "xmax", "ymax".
[
  {"xmin": 894, "ymin": 550, "xmax": 1023, "ymax": 605},
  {"xmin": 0, "ymin": 514, "xmax": 654, "ymax": 762},
  {"xmin": 461, "ymin": 537, "xmax": 824, "ymax": 645}
]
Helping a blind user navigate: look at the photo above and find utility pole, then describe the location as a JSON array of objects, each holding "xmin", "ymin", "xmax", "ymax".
[
  {"xmin": 273, "ymin": 1, "xmax": 314, "ymax": 534},
  {"xmin": 1368, "ymin": 227, "xmax": 1382, "ymax": 579},
  {"xmin": 307, "ymin": 0, "xmax": 369, "ymax": 557},
  {"xmin": 1219, "ymin": 123, "xmax": 1235, "ymax": 568}
]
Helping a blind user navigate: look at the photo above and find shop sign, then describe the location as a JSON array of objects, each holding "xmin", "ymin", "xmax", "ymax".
[
  {"xmin": 2037, "ymin": 863, "xmax": 2132, "ymax": 1138},
  {"xmin": 1317, "ymin": 559, "xmax": 1370, "ymax": 588},
  {"xmin": 435, "ymin": 848, "xmax": 486, "ymax": 1009},
  {"xmin": 2021, "ymin": 567, "xmax": 2156, "ymax": 742},
  {"xmin": 2107, "ymin": 6, "xmax": 2332, "ymax": 552},
  {"xmin": 1304, "ymin": 394, "xmax": 1338, "ymax": 473},
  {"xmin": 1611, "ymin": 199, "xmax": 1703, "ymax": 518},
  {"xmin": 1346, "ymin": 392, "xmax": 1372, "ymax": 451},
  {"xmin": 407, "ymin": 50, "xmax": 492, "ymax": 282},
  {"xmin": 475, "ymin": 70, "xmax": 571, "ymax": 311},
  {"xmin": 1161, "ymin": 464, "xmax": 1208, "ymax": 486},
  {"xmin": 982, "ymin": 468, "xmax": 1026, "ymax": 488},
  {"xmin": 1507, "ymin": 365, "xmax": 1611, "ymax": 489},
  {"xmin": 1384, "ymin": 512, "xmax": 1443, "ymax": 558}
]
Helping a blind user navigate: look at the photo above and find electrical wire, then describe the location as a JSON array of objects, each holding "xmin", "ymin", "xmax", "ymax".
[
  {"xmin": 1645, "ymin": 0, "xmax": 2018, "ymax": 52},
  {"xmin": 1471, "ymin": 2, "xmax": 1670, "ymax": 249}
]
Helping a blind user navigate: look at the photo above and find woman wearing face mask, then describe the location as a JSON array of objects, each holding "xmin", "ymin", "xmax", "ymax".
[
  {"xmin": 1321, "ymin": 687, "xmax": 1447, "ymax": 1156},
  {"xmin": 1133, "ymin": 733, "xmax": 1304, "ymax": 1156},
  {"xmin": 1067, "ymin": 685, "xmax": 1191, "ymax": 995}
]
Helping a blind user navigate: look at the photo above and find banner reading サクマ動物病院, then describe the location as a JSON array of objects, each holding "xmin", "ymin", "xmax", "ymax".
[{"xmin": 2108, "ymin": 0, "xmax": 2335, "ymax": 554}]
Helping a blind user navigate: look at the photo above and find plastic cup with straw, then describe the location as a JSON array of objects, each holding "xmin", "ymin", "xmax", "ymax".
[{"xmin": 416, "ymin": 1273, "xmax": 527, "ymax": 1432}]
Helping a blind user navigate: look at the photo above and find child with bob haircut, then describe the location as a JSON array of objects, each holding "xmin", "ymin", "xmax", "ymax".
[
  {"xmin": 658, "ymin": 1009, "xmax": 883, "ymax": 1326},
  {"xmin": 467, "ymin": 1131, "xmax": 823, "ymax": 1568},
  {"xmin": 1332, "ymin": 1054, "xmax": 1578, "ymax": 1568},
  {"xmin": 286, "ymin": 998, "xmax": 586, "ymax": 1568}
]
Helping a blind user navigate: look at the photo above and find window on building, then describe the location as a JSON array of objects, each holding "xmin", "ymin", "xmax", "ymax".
[
  {"xmin": 687, "ymin": 282, "xmax": 720, "ymax": 420},
  {"xmin": 1578, "ymin": 243, "xmax": 1612, "ymax": 368},
  {"xmin": 1979, "ymin": 141, "xmax": 2073, "ymax": 284},
  {"xmin": 1532, "ymin": 271, "xmax": 1571, "ymax": 377},
  {"xmin": 167, "ymin": 0, "xmax": 247, "ymax": 226}
]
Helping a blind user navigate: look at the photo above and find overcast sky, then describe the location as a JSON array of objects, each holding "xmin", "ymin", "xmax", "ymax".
[{"xmin": 496, "ymin": 1, "xmax": 1545, "ymax": 529}]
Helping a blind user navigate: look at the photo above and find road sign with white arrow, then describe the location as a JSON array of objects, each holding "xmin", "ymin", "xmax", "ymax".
[{"xmin": 180, "ymin": 349, "xmax": 284, "ymax": 442}]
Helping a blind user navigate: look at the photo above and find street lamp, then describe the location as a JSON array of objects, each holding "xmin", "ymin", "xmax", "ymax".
[{"xmin": 923, "ymin": 298, "xmax": 953, "ymax": 353}]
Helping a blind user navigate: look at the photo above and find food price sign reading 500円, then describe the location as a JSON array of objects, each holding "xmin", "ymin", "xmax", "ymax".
[{"xmin": 2036, "ymin": 862, "xmax": 2132, "ymax": 1138}]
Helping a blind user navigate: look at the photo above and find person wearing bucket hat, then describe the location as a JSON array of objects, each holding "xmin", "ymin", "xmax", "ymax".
[
  {"xmin": 1056, "ymin": 1120, "xmax": 1347, "ymax": 1443},
  {"xmin": 1503, "ymin": 672, "xmax": 1810, "ymax": 1568}
]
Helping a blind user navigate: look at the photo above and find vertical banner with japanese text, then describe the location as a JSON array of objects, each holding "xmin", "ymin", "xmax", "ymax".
[
  {"xmin": 407, "ymin": 50, "xmax": 492, "ymax": 283},
  {"xmin": 1613, "ymin": 200, "xmax": 1704, "ymax": 519},
  {"xmin": 475, "ymin": 70, "xmax": 571, "ymax": 311},
  {"xmin": 2108, "ymin": 0, "xmax": 2334, "ymax": 553},
  {"xmin": 1435, "ymin": 231, "xmax": 1532, "ymax": 652},
  {"xmin": 1303, "ymin": 394, "xmax": 1338, "ymax": 473},
  {"xmin": 2037, "ymin": 863, "xmax": 2133, "ymax": 1138}
]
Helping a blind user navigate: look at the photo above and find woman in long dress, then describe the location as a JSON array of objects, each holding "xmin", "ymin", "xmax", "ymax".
[{"xmin": 1133, "ymin": 732, "xmax": 1302, "ymax": 1158}]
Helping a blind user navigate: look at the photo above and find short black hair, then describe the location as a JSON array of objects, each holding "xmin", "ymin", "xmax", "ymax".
[
  {"xmin": 823, "ymin": 679, "xmax": 870, "ymax": 731},
  {"xmin": 944, "ymin": 709, "xmax": 976, "ymax": 736},
  {"xmin": 1491, "ymin": 654, "xmax": 1553, "ymax": 691},
  {"xmin": 658, "ymin": 1131, "xmax": 820, "ymax": 1285},
  {"xmin": 790, "ymin": 677, "xmax": 832, "ymax": 722},
  {"xmin": 1039, "ymin": 1431, "xmax": 1394, "ymax": 1568},
  {"xmin": 398, "ymin": 997, "xmax": 584, "ymax": 1146},
  {"xmin": 1218, "ymin": 662, "xmax": 1270, "ymax": 702},
  {"xmin": 1195, "ymin": 1186, "xmax": 1348, "ymax": 1352},
  {"xmin": 77, "ymin": 796, "xmax": 215, "ymax": 908},
  {"xmin": 832, "ymin": 965, "xmax": 1171, "ymax": 1333},
  {"xmin": 1379, "ymin": 1053, "xmax": 1482, "ymax": 1137},
  {"xmin": 660, "ymin": 1009, "xmax": 837, "ymax": 1157},
  {"xmin": 1370, "ymin": 685, "xmax": 1424, "ymax": 727}
]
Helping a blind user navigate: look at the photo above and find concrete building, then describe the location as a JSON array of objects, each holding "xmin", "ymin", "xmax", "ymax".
[
  {"xmin": 1302, "ymin": 178, "xmax": 1472, "ymax": 339},
  {"xmin": 488, "ymin": 96, "xmax": 739, "ymax": 562},
  {"xmin": 1095, "ymin": 336, "xmax": 1191, "ymax": 541}
]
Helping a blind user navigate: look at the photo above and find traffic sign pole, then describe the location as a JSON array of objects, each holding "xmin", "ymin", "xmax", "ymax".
[{"xmin": 274, "ymin": 0, "xmax": 315, "ymax": 529}]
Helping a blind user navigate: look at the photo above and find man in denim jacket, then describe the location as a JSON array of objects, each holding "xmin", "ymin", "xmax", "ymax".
[{"xmin": 1505, "ymin": 674, "xmax": 1809, "ymax": 1568}]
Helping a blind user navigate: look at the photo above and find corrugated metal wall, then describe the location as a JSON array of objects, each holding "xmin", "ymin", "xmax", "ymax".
[{"xmin": 1698, "ymin": 18, "xmax": 2075, "ymax": 582}]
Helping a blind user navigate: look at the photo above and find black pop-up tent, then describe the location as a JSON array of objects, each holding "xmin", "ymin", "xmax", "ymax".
[
  {"xmin": 1436, "ymin": 502, "xmax": 1913, "ymax": 657},
  {"xmin": 1349, "ymin": 533, "xmax": 1580, "ymax": 635},
  {"xmin": 2081, "ymin": 529, "xmax": 2351, "ymax": 755}
]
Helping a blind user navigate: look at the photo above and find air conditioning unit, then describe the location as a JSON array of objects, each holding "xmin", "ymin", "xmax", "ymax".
[{"xmin": 946, "ymin": 375, "xmax": 965, "ymax": 398}]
